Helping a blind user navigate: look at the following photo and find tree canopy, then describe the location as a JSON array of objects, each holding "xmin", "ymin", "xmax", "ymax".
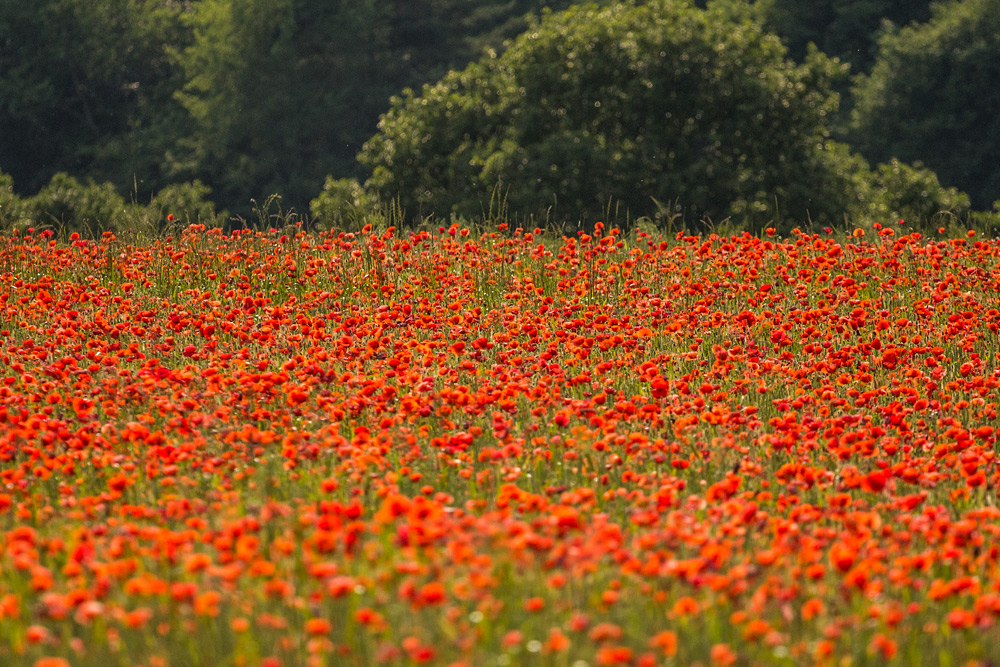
[
  {"xmin": 850, "ymin": 0, "xmax": 1000, "ymax": 209},
  {"xmin": 361, "ymin": 0, "xmax": 874, "ymax": 226},
  {"xmin": 754, "ymin": 0, "xmax": 932, "ymax": 74},
  {"xmin": 172, "ymin": 0, "xmax": 389, "ymax": 214},
  {"xmin": 0, "ymin": 0, "xmax": 994, "ymax": 225},
  {"xmin": 171, "ymin": 0, "xmax": 583, "ymax": 216},
  {"xmin": 0, "ymin": 0, "xmax": 187, "ymax": 195}
]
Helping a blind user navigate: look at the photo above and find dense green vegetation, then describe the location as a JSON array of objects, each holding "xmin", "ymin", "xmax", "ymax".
[
  {"xmin": 0, "ymin": 0, "xmax": 996, "ymax": 231},
  {"xmin": 359, "ymin": 0, "xmax": 971, "ymax": 226},
  {"xmin": 0, "ymin": 0, "xmax": 187, "ymax": 196},
  {"xmin": 849, "ymin": 0, "xmax": 1000, "ymax": 210},
  {"xmin": 754, "ymin": 0, "xmax": 933, "ymax": 75}
]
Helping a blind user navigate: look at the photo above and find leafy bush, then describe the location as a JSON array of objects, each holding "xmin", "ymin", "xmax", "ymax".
[
  {"xmin": 149, "ymin": 180, "xmax": 223, "ymax": 227},
  {"xmin": 865, "ymin": 159, "xmax": 970, "ymax": 225},
  {"xmin": 24, "ymin": 172, "xmax": 127, "ymax": 235},
  {"xmin": 965, "ymin": 201, "xmax": 1000, "ymax": 236},
  {"xmin": 310, "ymin": 177, "xmax": 378, "ymax": 231},
  {"xmin": 360, "ymin": 0, "xmax": 873, "ymax": 228}
]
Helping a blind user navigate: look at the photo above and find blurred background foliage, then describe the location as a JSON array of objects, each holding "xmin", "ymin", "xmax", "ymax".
[
  {"xmin": 361, "ymin": 1, "xmax": 862, "ymax": 226},
  {"xmin": 0, "ymin": 0, "xmax": 996, "ymax": 233}
]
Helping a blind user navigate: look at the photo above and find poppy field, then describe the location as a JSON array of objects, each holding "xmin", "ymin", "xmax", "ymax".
[{"xmin": 2, "ymin": 221, "xmax": 1000, "ymax": 667}]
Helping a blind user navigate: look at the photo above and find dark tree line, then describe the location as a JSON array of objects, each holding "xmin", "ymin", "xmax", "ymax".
[
  {"xmin": 0, "ymin": 0, "xmax": 578, "ymax": 217},
  {"xmin": 0, "ymin": 0, "xmax": 997, "ymax": 226}
]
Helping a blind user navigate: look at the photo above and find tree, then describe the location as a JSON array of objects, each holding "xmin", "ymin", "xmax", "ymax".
[
  {"xmin": 754, "ymin": 0, "xmax": 932, "ymax": 74},
  {"xmin": 0, "ymin": 0, "xmax": 189, "ymax": 197},
  {"xmin": 850, "ymin": 0, "xmax": 1000, "ymax": 209},
  {"xmin": 0, "ymin": 0, "xmax": 592, "ymax": 217},
  {"xmin": 360, "ymin": 0, "xmax": 872, "ymax": 227},
  {"xmin": 172, "ymin": 0, "xmax": 386, "ymax": 216},
  {"xmin": 173, "ymin": 0, "xmax": 586, "ymax": 217}
]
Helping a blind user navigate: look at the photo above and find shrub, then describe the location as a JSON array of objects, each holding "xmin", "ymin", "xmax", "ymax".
[
  {"xmin": 310, "ymin": 177, "xmax": 378, "ymax": 231},
  {"xmin": 865, "ymin": 159, "xmax": 970, "ymax": 226},
  {"xmin": 149, "ymin": 180, "xmax": 223, "ymax": 227},
  {"xmin": 24, "ymin": 172, "xmax": 127, "ymax": 236}
]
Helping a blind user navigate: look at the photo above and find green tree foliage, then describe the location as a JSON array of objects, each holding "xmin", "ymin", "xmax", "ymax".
[
  {"xmin": 0, "ymin": 0, "xmax": 189, "ymax": 196},
  {"xmin": 360, "ymin": 0, "xmax": 874, "ymax": 227},
  {"xmin": 461, "ymin": 0, "xmax": 580, "ymax": 62},
  {"xmin": 173, "ymin": 0, "xmax": 584, "ymax": 217},
  {"xmin": 754, "ymin": 0, "xmax": 932, "ymax": 74},
  {"xmin": 1, "ymin": 0, "xmax": 986, "ymax": 228},
  {"xmin": 148, "ymin": 180, "xmax": 224, "ymax": 227},
  {"xmin": 851, "ymin": 0, "xmax": 1000, "ymax": 209},
  {"xmin": 0, "ymin": 0, "xmax": 595, "ymax": 218},
  {"xmin": 173, "ymin": 0, "xmax": 390, "ymax": 216}
]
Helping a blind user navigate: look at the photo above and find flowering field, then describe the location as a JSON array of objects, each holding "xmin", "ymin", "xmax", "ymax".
[{"xmin": 1, "ymin": 222, "xmax": 1000, "ymax": 667}]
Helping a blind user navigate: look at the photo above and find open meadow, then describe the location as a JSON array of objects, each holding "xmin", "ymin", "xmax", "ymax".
[{"xmin": 1, "ymin": 222, "xmax": 1000, "ymax": 666}]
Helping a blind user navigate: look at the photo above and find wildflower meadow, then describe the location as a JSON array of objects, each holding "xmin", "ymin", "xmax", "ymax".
[{"xmin": 2, "ymin": 221, "xmax": 1000, "ymax": 666}]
